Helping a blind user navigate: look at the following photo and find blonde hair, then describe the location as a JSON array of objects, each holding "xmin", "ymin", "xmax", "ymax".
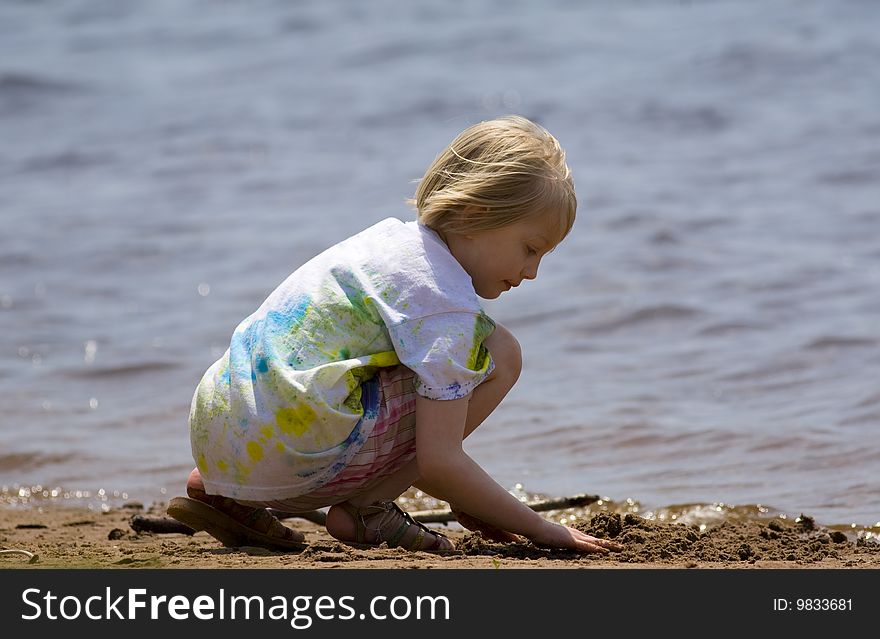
[{"xmin": 409, "ymin": 115, "xmax": 576, "ymax": 243}]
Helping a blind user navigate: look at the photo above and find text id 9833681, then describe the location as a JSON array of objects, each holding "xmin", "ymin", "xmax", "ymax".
[{"xmin": 773, "ymin": 598, "xmax": 853, "ymax": 612}]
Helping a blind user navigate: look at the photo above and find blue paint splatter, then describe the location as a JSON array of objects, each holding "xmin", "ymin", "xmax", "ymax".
[{"xmin": 229, "ymin": 295, "xmax": 312, "ymax": 382}]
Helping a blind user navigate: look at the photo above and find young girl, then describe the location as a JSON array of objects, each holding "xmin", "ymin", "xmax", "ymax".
[{"xmin": 168, "ymin": 115, "xmax": 623, "ymax": 555}]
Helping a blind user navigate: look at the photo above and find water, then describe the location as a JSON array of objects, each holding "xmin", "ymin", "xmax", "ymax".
[{"xmin": 2, "ymin": 0, "xmax": 878, "ymax": 529}]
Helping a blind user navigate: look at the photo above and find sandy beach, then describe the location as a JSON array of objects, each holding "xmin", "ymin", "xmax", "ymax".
[{"xmin": 3, "ymin": 500, "xmax": 878, "ymax": 570}]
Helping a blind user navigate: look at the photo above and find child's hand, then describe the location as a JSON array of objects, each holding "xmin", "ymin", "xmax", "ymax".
[
  {"xmin": 451, "ymin": 507, "xmax": 522, "ymax": 543},
  {"xmin": 530, "ymin": 522, "xmax": 624, "ymax": 554}
]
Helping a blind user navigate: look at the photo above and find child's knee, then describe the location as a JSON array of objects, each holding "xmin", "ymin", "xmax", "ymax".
[{"xmin": 486, "ymin": 323, "xmax": 522, "ymax": 385}]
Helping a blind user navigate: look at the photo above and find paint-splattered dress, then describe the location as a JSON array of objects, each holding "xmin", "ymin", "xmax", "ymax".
[{"xmin": 189, "ymin": 218, "xmax": 496, "ymax": 501}]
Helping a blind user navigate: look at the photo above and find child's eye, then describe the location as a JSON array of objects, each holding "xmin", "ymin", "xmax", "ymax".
[{"xmin": 526, "ymin": 246, "xmax": 538, "ymax": 256}]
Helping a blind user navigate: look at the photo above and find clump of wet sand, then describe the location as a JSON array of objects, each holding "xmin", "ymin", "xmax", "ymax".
[{"xmin": 455, "ymin": 511, "xmax": 879, "ymax": 567}]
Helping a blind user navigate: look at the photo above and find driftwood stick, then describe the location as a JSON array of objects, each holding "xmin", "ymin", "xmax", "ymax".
[
  {"xmin": 132, "ymin": 492, "xmax": 602, "ymax": 534},
  {"xmin": 127, "ymin": 510, "xmax": 328, "ymax": 535},
  {"xmin": 0, "ymin": 548, "xmax": 39, "ymax": 563},
  {"xmin": 272, "ymin": 493, "xmax": 602, "ymax": 525},
  {"xmin": 130, "ymin": 515, "xmax": 195, "ymax": 535},
  {"xmin": 268, "ymin": 509, "xmax": 327, "ymax": 526},
  {"xmin": 407, "ymin": 492, "xmax": 602, "ymax": 524},
  {"xmin": 527, "ymin": 492, "xmax": 603, "ymax": 512}
]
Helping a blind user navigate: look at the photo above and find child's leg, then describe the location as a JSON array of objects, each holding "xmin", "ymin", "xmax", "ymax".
[
  {"xmin": 325, "ymin": 324, "xmax": 522, "ymax": 545},
  {"xmin": 180, "ymin": 323, "xmax": 520, "ymax": 551}
]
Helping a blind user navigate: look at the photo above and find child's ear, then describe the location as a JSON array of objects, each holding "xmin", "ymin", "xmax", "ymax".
[
  {"xmin": 459, "ymin": 205, "xmax": 490, "ymax": 239},
  {"xmin": 450, "ymin": 206, "xmax": 476, "ymax": 239}
]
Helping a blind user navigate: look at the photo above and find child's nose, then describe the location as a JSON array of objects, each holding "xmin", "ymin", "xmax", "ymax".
[{"xmin": 521, "ymin": 259, "xmax": 540, "ymax": 280}]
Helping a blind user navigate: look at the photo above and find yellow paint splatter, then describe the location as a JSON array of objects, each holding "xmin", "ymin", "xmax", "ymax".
[
  {"xmin": 217, "ymin": 459, "xmax": 229, "ymax": 472},
  {"xmin": 234, "ymin": 460, "xmax": 251, "ymax": 482},
  {"xmin": 366, "ymin": 351, "xmax": 400, "ymax": 368},
  {"xmin": 260, "ymin": 424, "xmax": 274, "ymax": 439},
  {"xmin": 247, "ymin": 440, "xmax": 264, "ymax": 462},
  {"xmin": 275, "ymin": 403, "xmax": 317, "ymax": 437},
  {"xmin": 197, "ymin": 454, "xmax": 207, "ymax": 472}
]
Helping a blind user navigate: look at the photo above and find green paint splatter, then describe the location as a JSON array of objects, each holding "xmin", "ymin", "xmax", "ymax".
[{"xmin": 467, "ymin": 313, "xmax": 496, "ymax": 372}]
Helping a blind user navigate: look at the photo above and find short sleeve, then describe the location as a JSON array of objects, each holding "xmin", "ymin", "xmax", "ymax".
[{"xmin": 387, "ymin": 311, "xmax": 496, "ymax": 400}]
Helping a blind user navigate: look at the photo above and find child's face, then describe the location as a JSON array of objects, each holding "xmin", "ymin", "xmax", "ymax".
[{"xmin": 443, "ymin": 214, "xmax": 559, "ymax": 299}]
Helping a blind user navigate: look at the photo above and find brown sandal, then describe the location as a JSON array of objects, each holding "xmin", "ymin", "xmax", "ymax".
[
  {"xmin": 338, "ymin": 501, "xmax": 453, "ymax": 552},
  {"xmin": 167, "ymin": 495, "xmax": 306, "ymax": 551}
]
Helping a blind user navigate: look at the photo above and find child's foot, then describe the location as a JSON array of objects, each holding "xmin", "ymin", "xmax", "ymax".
[
  {"xmin": 166, "ymin": 468, "xmax": 305, "ymax": 549},
  {"xmin": 326, "ymin": 500, "xmax": 454, "ymax": 552}
]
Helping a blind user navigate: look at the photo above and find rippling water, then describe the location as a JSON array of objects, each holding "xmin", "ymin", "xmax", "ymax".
[{"xmin": 1, "ymin": 0, "xmax": 878, "ymax": 529}]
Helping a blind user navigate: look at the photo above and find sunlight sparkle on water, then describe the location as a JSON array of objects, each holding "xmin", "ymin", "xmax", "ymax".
[
  {"xmin": 84, "ymin": 340, "xmax": 97, "ymax": 363},
  {"xmin": 1, "ymin": 484, "xmax": 129, "ymax": 509}
]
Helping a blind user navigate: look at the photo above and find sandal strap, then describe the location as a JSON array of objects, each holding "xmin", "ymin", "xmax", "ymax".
[
  {"xmin": 242, "ymin": 507, "xmax": 271, "ymax": 529},
  {"xmin": 380, "ymin": 501, "xmax": 449, "ymax": 550},
  {"xmin": 408, "ymin": 527, "xmax": 427, "ymax": 551},
  {"xmin": 346, "ymin": 500, "xmax": 448, "ymax": 551},
  {"xmin": 381, "ymin": 502, "xmax": 422, "ymax": 546},
  {"xmin": 386, "ymin": 513, "xmax": 412, "ymax": 547}
]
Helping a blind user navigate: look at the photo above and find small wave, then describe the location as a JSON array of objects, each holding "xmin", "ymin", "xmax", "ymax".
[
  {"xmin": 0, "ymin": 73, "xmax": 88, "ymax": 115},
  {"xmin": 719, "ymin": 357, "xmax": 811, "ymax": 382},
  {"xmin": 705, "ymin": 40, "xmax": 838, "ymax": 83},
  {"xmin": 839, "ymin": 410, "xmax": 880, "ymax": 427},
  {"xmin": 816, "ymin": 168, "xmax": 880, "ymax": 186},
  {"xmin": 587, "ymin": 305, "xmax": 702, "ymax": 334},
  {"xmin": 855, "ymin": 209, "xmax": 880, "ymax": 224},
  {"xmin": 342, "ymin": 40, "xmax": 426, "ymax": 68},
  {"xmin": 280, "ymin": 16, "xmax": 323, "ymax": 34},
  {"xmin": 746, "ymin": 436, "xmax": 811, "ymax": 453},
  {"xmin": 637, "ymin": 255, "xmax": 707, "ymax": 271},
  {"xmin": 0, "ymin": 72, "xmax": 84, "ymax": 95},
  {"xmin": 355, "ymin": 96, "xmax": 473, "ymax": 129},
  {"xmin": 602, "ymin": 211, "xmax": 656, "ymax": 230},
  {"xmin": 855, "ymin": 390, "xmax": 880, "ymax": 409},
  {"xmin": 635, "ymin": 100, "xmax": 730, "ymax": 135},
  {"xmin": 66, "ymin": 361, "xmax": 179, "ymax": 379},
  {"xmin": 648, "ymin": 230, "xmax": 679, "ymax": 245},
  {"xmin": 0, "ymin": 252, "xmax": 37, "ymax": 268},
  {"xmin": 664, "ymin": 365, "xmax": 713, "ymax": 379},
  {"xmin": 696, "ymin": 321, "xmax": 765, "ymax": 337},
  {"xmin": 504, "ymin": 306, "xmax": 580, "ymax": 329},
  {"xmin": 0, "ymin": 452, "xmax": 79, "ymax": 472},
  {"xmin": 681, "ymin": 216, "xmax": 733, "ymax": 232},
  {"xmin": 804, "ymin": 336, "xmax": 878, "ymax": 351},
  {"xmin": 18, "ymin": 150, "xmax": 117, "ymax": 174}
]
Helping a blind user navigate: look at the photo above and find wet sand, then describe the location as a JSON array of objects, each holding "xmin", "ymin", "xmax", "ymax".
[{"xmin": 2, "ymin": 502, "xmax": 878, "ymax": 569}]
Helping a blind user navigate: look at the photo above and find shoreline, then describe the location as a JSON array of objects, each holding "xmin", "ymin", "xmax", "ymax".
[{"xmin": 2, "ymin": 501, "xmax": 878, "ymax": 570}]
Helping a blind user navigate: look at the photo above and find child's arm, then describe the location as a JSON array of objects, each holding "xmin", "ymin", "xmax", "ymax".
[{"xmin": 414, "ymin": 395, "xmax": 622, "ymax": 553}]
